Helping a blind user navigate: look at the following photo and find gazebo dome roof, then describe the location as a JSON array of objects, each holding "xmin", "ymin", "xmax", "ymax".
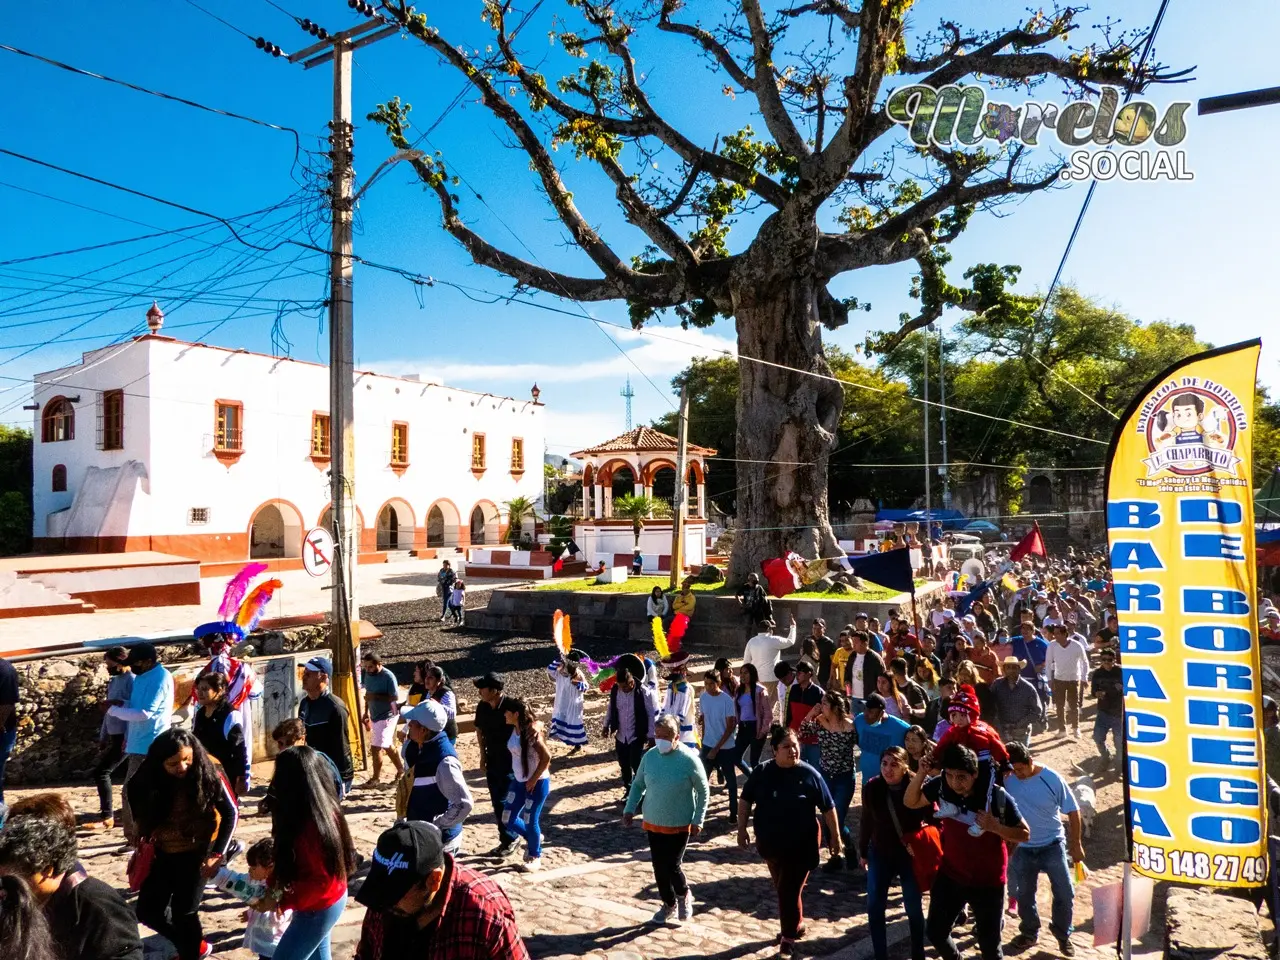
[{"xmin": 570, "ymin": 426, "xmax": 716, "ymax": 459}]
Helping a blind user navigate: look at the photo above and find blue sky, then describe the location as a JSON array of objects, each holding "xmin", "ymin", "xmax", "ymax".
[{"xmin": 1, "ymin": 0, "xmax": 1275, "ymax": 462}]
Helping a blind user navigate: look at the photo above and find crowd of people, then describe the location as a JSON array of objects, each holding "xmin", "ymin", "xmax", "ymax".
[{"xmin": 2, "ymin": 545, "xmax": 1274, "ymax": 960}]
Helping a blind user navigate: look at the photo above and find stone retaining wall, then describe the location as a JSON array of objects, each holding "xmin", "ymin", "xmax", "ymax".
[
  {"xmin": 470, "ymin": 584, "xmax": 944, "ymax": 654},
  {"xmin": 6, "ymin": 627, "xmax": 328, "ymax": 786}
]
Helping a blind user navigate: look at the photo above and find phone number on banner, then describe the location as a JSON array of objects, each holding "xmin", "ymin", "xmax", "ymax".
[{"xmin": 1134, "ymin": 843, "xmax": 1267, "ymax": 883}]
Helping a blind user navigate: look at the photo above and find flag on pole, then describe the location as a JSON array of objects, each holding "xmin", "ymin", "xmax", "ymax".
[
  {"xmin": 1008, "ymin": 521, "xmax": 1046, "ymax": 562},
  {"xmin": 845, "ymin": 547, "xmax": 915, "ymax": 595}
]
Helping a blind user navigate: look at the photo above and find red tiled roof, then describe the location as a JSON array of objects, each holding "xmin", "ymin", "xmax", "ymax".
[{"xmin": 570, "ymin": 426, "xmax": 717, "ymax": 458}]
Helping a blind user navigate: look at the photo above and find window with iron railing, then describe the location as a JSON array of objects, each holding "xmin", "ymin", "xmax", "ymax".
[
  {"xmin": 391, "ymin": 422, "xmax": 409, "ymax": 465},
  {"xmin": 311, "ymin": 413, "xmax": 331, "ymax": 458},
  {"xmin": 471, "ymin": 433, "xmax": 486, "ymax": 470},
  {"xmin": 214, "ymin": 401, "xmax": 243, "ymax": 452},
  {"xmin": 100, "ymin": 389, "xmax": 124, "ymax": 450},
  {"xmin": 511, "ymin": 437, "xmax": 524, "ymax": 472}
]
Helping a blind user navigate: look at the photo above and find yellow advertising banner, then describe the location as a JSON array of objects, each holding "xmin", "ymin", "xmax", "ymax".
[{"xmin": 1107, "ymin": 338, "xmax": 1265, "ymax": 886}]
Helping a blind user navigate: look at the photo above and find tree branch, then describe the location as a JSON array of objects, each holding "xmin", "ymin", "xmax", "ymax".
[
  {"xmin": 400, "ymin": 10, "xmax": 632, "ymax": 283},
  {"xmin": 657, "ymin": 6, "xmax": 754, "ymax": 89},
  {"xmin": 782, "ymin": 1, "xmax": 861, "ymax": 32},
  {"xmin": 741, "ymin": 0, "xmax": 812, "ymax": 161}
]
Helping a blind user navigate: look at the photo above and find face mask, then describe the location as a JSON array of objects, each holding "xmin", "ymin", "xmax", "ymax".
[{"xmin": 655, "ymin": 739, "xmax": 676, "ymax": 754}]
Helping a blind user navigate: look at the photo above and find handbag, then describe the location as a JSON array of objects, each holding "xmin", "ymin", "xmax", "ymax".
[
  {"xmin": 887, "ymin": 797, "xmax": 944, "ymax": 892},
  {"xmin": 126, "ymin": 836, "xmax": 156, "ymax": 892}
]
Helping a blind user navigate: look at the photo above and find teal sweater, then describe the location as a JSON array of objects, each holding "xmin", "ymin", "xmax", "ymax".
[{"xmin": 623, "ymin": 744, "xmax": 709, "ymax": 828}]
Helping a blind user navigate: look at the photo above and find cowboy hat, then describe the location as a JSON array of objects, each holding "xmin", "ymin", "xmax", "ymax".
[{"xmin": 1001, "ymin": 656, "xmax": 1027, "ymax": 669}]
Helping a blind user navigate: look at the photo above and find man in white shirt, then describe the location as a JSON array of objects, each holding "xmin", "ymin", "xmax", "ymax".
[
  {"xmin": 1044, "ymin": 623, "xmax": 1090, "ymax": 738},
  {"xmin": 742, "ymin": 618, "xmax": 796, "ymax": 703}
]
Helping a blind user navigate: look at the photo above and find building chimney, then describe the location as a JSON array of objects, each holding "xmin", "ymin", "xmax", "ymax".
[{"xmin": 146, "ymin": 301, "xmax": 164, "ymax": 333}]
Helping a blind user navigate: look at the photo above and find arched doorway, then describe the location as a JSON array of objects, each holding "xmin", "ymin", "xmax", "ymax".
[
  {"xmin": 650, "ymin": 465, "xmax": 676, "ymax": 513},
  {"xmin": 469, "ymin": 502, "xmax": 499, "ymax": 545},
  {"xmin": 1028, "ymin": 475, "xmax": 1054, "ymax": 512},
  {"xmin": 319, "ymin": 505, "xmax": 364, "ymax": 551},
  {"xmin": 376, "ymin": 500, "xmax": 414, "ymax": 551},
  {"xmin": 426, "ymin": 500, "xmax": 460, "ymax": 547},
  {"xmin": 249, "ymin": 501, "xmax": 303, "ymax": 559}
]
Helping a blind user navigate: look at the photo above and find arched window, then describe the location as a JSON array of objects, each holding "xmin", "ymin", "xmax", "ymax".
[
  {"xmin": 41, "ymin": 397, "xmax": 75, "ymax": 443},
  {"xmin": 51, "ymin": 464, "xmax": 67, "ymax": 492}
]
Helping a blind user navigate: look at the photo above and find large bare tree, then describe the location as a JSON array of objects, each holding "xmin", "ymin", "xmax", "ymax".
[{"xmin": 372, "ymin": 0, "xmax": 1182, "ymax": 583}]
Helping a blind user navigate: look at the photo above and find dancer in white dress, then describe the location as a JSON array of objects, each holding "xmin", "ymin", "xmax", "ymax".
[
  {"xmin": 548, "ymin": 653, "xmax": 589, "ymax": 752},
  {"xmin": 659, "ymin": 651, "xmax": 699, "ymax": 748}
]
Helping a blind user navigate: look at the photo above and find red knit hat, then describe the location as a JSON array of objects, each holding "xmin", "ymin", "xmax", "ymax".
[{"xmin": 948, "ymin": 684, "xmax": 981, "ymax": 720}]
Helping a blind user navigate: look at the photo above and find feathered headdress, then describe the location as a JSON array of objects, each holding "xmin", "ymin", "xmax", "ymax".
[
  {"xmin": 653, "ymin": 614, "xmax": 690, "ymax": 667},
  {"xmin": 553, "ymin": 609, "xmax": 573, "ymax": 658},
  {"xmin": 194, "ymin": 562, "xmax": 281, "ymax": 641}
]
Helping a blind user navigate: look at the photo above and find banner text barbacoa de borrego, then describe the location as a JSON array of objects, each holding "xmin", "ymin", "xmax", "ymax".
[{"xmin": 1106, "ymin": 339, "xmax": 1266, "ymax": 887}]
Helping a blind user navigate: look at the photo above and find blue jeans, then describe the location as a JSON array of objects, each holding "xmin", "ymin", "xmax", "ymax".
[
  {"xmin": 503, "ymin": 776, "xmax": 550, "ymax": 858},
  {"xmin": 1094, "ymin": 712, "xmax": 1124, "ymax": 759},
  {"xmin": 867, "ymin": 845, "xmax": 925, "ymax": 960},
  {"xmin": 701, "ymin": 745, "xmax": 739, "ymax": 818},
  {"xmin": 826, "ymin": 769, "xmax": 856, "ymax": 842},
  {"xmin": 1009, "ymin": 839, "xmax": 1074, "ymax": 939},
  {"xmin": 0, "ymin": 728, "xmax": 15, "ymax": 804},
  {"xmin": 800, "ymin": 743, "xmax": 823, "ymax": 770},
  {"xmin": 272, "ymin": 892, "xmax": 347, "ymax": 960}
]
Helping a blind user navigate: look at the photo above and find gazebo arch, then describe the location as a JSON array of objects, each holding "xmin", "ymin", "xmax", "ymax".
[{"xmin": 571, "ymin": 427, "xmax": 715, "ymax": 520}]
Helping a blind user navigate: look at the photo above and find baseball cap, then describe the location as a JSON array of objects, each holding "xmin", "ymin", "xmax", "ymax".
[
  {"xmin": 303, "ymin": 656, "xmax": 333, "ymax": 675},
  {"xmin": 355, "ymin": 820, "xmax": 445, "ymax": 910},
  {"xmin": 126, "ymin": 642, "xmax": 158, "ymax": 664},
  {"xmin": 402, "ymin": 699, "xmax": 447, "ymax": 733},
  {"xmin": 474, "ymin": 672, "xmax": 505, "ymax": 691},
  {"xmin": 854, "ymin": 611, "xmax": 869, "ymax": 620}
]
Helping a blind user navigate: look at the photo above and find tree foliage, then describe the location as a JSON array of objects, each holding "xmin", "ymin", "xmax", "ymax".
[
  {"xmin": 660, "ymin": 287, "xmax": 1280, "ymax": 515},
  {"xmin": 0, "ymin": 426, "xmax": 32, "ymax": 556}
]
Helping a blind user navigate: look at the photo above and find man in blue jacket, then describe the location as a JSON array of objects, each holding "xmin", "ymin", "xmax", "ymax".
[{"xmin": 105, "ymin": 643, "xmax": 173, "ymax": 844}]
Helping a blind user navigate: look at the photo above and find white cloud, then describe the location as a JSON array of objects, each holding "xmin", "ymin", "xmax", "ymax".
[{"xmin": 373, "ymin": 324, "xmax": 736, "ymax": 387}]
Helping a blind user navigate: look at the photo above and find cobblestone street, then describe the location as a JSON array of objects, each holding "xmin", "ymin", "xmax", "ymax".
[{"xmin": 8, "ymin": 691, "xmax": 1177, "ymax": 960}]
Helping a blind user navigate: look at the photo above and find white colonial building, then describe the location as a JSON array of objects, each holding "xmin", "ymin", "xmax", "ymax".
[{"xmin": 30, "ymin": 304, "xmax": 545, "ymax": 568}]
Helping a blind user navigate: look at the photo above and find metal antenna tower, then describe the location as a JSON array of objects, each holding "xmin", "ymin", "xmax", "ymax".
[{"xmin": 620, "ymin": 377, "xmax": 635, "ymax": 430}]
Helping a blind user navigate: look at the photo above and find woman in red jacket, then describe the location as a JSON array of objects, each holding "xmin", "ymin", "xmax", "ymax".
[{"xmin": 261, "ymin": 747, "xmax": 357, "ymax": 960}]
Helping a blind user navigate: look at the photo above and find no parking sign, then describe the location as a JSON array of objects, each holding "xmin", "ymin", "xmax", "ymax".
[{"xmin": 302, "ymin": 527, "xmax": 335, "ymax": 578}]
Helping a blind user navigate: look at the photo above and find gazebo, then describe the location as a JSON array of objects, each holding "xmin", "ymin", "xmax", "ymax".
[
  {"xmin": 570, "ymin": 426, "xmax": 716, "ymax": 520},
  {"xmin": 569, "ymin": 426, "xmax": 716, "ymax": 574}
]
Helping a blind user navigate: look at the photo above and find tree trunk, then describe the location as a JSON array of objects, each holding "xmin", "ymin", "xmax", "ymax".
[{"xmin": 727, "ymin": 274, "xmax": 844, "ymax": 586}]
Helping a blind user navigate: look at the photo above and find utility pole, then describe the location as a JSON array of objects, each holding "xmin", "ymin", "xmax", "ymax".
[
  {"xmin": 938, "ymin": 326, "xmax": 951, "ymax": 510},
  {"xmin": 669, "ymin": 383, "xmax": 690, "ymax": 590},
  {"xmin": 289, "ymin": 16, "xmax": 397, "ymax": 769},
  {"xmin": 922, "ymin": 327, "xmax": 932, "ymax": 526}
]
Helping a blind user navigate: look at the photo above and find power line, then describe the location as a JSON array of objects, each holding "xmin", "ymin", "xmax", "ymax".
[{"xmin": 0, "ymin": 43, "xmax": 306, "ymax": 153}]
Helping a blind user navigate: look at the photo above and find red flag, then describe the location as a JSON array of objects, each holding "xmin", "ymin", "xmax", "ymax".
[
  {"xmin": 1009, "ymin": 521, "xmax": 1046, "ymax": 562},
  {"xmin": 552, "ymin": 556, "xmax": 564, "ymax": 574}
]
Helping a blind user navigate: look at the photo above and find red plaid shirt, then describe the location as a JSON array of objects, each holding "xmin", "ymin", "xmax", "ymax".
[{"xmin": 354, "ymin": 857, "xmax": 528, "ymax": 960}]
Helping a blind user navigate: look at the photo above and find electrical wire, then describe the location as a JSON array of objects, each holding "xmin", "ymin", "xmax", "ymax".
[{"xmin": 0, "ymin": 44, "xmax": 306, "ymax": 157}]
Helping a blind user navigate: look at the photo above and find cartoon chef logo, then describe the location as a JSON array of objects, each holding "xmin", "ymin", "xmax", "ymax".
[{"xmin": 1142, "ymin": 387, "xmax": 1242, "ymax": 477}]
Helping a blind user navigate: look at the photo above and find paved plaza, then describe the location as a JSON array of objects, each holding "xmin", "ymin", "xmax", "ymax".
[{"xmin": 11, "ymin": 699, "xmax": 1167, "ymax": 960}]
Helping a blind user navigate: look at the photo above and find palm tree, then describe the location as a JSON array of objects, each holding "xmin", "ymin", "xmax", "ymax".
[
  {"xmin": 503, "ymin": 496, "xmax": 539, "ymax": 546},
  {"xmin": 611, "ymin": 494, "xmax": 670, "ymax": 548}
]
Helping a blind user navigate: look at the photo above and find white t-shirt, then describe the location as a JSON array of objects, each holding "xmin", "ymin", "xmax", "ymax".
[
  {"xmin": 699, "ymin": 690, "xmax": 737, "ymax": 750},
  {"xmin": 850, "ymin": 653, "xmax": 867, "ymax": 699}
]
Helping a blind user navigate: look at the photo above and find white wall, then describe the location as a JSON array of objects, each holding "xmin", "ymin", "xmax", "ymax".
[
  {"xmin": 31, "ymin": 342, "xmax": 152, "ymax": 538},
  {"xmin": 575, "ymin": 521, "xmax": 707, "ymax": 572},
  {"xmin": 31, "ymin": 336, "xmax": 545, "ymax": 552}
]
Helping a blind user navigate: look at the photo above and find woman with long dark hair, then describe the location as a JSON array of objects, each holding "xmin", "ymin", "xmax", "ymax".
[
  {"xmin": 192, "ymin": 670, "xmax": 248, "ymax": 796},
  {"xmin": 0, "ymin": 875, "xmax": 61, "ymax": 960},
  {"xmin": 406, "ymin": 660, "xmax": 432, "ymax": 706},
  {"xmin": 261, "ymin": 746, "xmax": 356, "ymax": 960},
  {"xmin": 127, "ymin": 728, "xmax": 238, "ymax": 960},
  {"xmin": 502, "ymin": 697, "xmax": 552, "ymax": 873},
  {"xmin": 734, "ymin": 662, "xmax": 770, "ymax": 773},
  {"xmin": 424, "ymin": 665, "xmax": 459, "ymax": 742}
]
